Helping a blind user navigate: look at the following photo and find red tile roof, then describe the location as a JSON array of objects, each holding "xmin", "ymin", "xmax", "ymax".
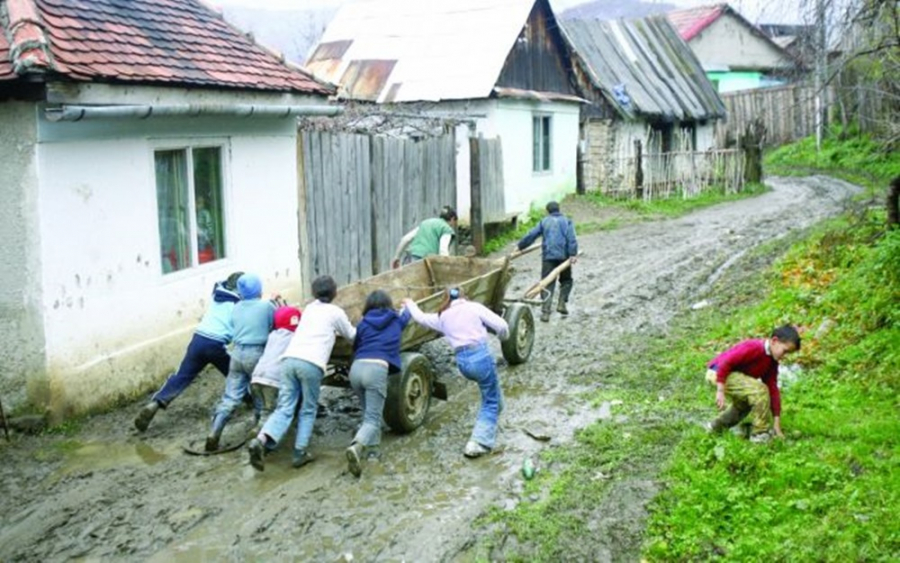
[
  {"xmin": 0, "ymin": 33, "xmax": 13, "ymax": 80},
  {"xmin": 0, "ymin": 0, "xmax": 333, "ymax": 95},
  {"xmin": 666, "ymin": 4, "xmax": 727, "ymax": 41}
]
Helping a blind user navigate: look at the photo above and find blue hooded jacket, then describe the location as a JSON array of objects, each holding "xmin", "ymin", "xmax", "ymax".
[
  {"xmin": 517, "ymin": 211, "xmax": 578, "ymax": 261},
  {"xmin": 353, "ymin": 308, "xmax": 412, "ymax": 373}
]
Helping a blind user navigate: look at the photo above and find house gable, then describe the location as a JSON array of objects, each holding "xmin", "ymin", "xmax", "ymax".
[
  {"xmin": 495, "ymin": 0, "xmax": 576, "ymax": 97},
  {"xmin": 690, "ymin": 12, "xmax": 795, "ymax": 72}
]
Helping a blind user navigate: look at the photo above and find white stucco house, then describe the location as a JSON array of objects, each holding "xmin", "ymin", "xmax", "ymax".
[
  {"xmin": 667, "ymin": 4, "xmax": 800, "ymax": 93},
  {"xmin": 305, "ymin": 0, "xmax": 584, "ymax": 223},
  {"xmin": 0, "ymin": 0, "xmax": 337, "ymax": 420}
]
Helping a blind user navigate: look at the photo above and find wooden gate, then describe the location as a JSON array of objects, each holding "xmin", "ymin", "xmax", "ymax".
[{"xmin": 298, "ymin": 130, "xmax": 457, "ymax": 286}]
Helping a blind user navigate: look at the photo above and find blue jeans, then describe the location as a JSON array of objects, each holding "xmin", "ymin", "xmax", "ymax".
[
  {"xmin": 260, "ymin": 358, "xmax": 323, "ymax": 452},
  {"xmin": 211, "ymin": 344, "xmax": 265, "ymax": 434},
  {"xmin": 152, "ymin": 333, "xmax": 230, "ymax": 407},
  {"xmin": 349, "ymin": 360, "xmax": 389, "ymax": 447},
  {"xmin": 455, "ymin": 342, "xmax": 504, "ymax": 448}
]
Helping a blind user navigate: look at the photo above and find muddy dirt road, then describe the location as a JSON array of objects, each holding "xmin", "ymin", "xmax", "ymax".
[{"xmin": 0, "ymin": 176, "xmax": 861, "ymax": 562}]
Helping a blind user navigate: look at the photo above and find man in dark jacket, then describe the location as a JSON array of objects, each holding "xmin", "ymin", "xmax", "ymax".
[{"xmin": 517, "ymin": 201, "xmax": 578, "ymax": 322}]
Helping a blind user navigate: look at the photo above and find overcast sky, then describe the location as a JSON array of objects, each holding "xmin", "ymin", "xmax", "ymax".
[{"xmin": 211, "ymin": 0, "xmax": 812, "ymax": 24}]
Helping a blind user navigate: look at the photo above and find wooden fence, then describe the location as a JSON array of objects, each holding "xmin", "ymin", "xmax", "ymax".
[
  {"xmin": 298, "ymin": 130, "xmax": 456, "ymax": 286},
  {"xmin": 601, "ymin": 146, "xmax": 745, "ymax": 200},
  {"xmin": 716, "ymin": 83, "xmax": 827, "ymax": 147}
]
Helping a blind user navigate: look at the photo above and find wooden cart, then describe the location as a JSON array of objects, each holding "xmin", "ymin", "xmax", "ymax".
[{"xmin": 321, "ymin": 254, "xmax": 536, "ymax": 434}]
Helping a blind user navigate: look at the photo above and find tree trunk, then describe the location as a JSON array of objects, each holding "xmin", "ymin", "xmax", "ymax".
[{"xmin": 888, "ymin": 176, "xmax": 900, "ymax": 229}]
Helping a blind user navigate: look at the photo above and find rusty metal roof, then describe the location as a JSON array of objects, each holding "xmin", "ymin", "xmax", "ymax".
[
  {"xmin": 561, "ymin": 16, "xmax": 726, "ymax": 121},
  {"xmin": 307, "ymin": 0, "xmax": 542, "ymax": 103},
  {"xmin": 0, "ymin": 0, "xmax": 334, "ymax": 95}
]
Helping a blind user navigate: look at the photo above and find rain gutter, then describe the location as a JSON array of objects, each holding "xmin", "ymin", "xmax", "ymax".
[{"xmin": 45, "ymin": 104, "xmax": 343, "ymax": 122}]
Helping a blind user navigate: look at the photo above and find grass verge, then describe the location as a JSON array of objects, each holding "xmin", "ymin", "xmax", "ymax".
[{"xmin": 473, "ymin": 134, "xmax": 899, "ymax": 562}]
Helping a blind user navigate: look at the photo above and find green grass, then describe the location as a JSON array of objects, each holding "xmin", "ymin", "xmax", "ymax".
[
  {"xmin": 583, "ymin": 183, "xmax": 768, "ymax": 219},
  {"xmin": 765, "ymin": 126, "xmax": 900, "ymax": 191},
  {"xmin": 475, "ymin": 133, "xmax": 900, "ymax": 561}
]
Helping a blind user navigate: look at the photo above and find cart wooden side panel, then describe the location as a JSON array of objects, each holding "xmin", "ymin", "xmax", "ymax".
[{"xmin": 327, "ymin": 256, "xmax": 512, "ymax": 366}]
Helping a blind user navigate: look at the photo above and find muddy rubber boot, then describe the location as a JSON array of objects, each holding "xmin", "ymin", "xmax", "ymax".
[
  {"xmin": 346, "ymin": 442, "xmax": 363, "ymax": 478},
  {"xmin": 557, "ymin": 282, "xmax": 572, "ymax": 315},
  {"xmin": 134, "ymin": 401, "xmax": 159, "ymax": 432},
  {"xmin": 248, "ymin": 438, "xmax": 265, "ymax": 471},
  {"xmin": 540, "ymin": 298, "xmax": 552, "ymax": 323},
  {"xmin": 206, "ymin": 413, "xmax": 228, "ymax": 452}
]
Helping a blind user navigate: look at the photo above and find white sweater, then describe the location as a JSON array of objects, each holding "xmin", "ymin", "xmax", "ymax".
[{"xmin": 280, "ymin": 300, "xmax": 356, "ymax": 371}]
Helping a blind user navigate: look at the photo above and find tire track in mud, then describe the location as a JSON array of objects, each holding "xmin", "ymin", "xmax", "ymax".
[{"xmin": 0, "ymin": 176, "xmax": 860, "ymax": 562}]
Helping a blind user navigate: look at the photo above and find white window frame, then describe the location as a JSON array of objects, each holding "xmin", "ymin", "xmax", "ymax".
[
  {"xmin": 532, "ymin": 113, "xmax": 553, "ymax": 174},
  {"xmin": 151, "ymin": 138, "xmax": 231, "ymax": 276}
]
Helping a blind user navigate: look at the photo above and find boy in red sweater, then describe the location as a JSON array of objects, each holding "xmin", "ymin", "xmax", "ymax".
[{"xmin": 705, "ymin": 325, "xmax": 801, "ymax": 442}]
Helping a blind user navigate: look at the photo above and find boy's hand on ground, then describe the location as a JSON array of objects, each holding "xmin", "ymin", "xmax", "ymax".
[{"xmin": 715, "ymin": 389, "xmax": 726, "ymax": 410}]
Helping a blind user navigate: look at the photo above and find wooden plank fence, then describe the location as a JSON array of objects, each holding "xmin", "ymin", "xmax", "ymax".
[
  {"xmin": 716, "ymin": 83, "xmax": 827, "ymax": 147},
  {"xmin": 298, "ymin": 130, "xmax": 456, "ymax": 287}
]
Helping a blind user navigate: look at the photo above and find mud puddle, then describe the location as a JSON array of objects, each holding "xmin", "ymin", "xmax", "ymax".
[{"xmin": 0, "ymin": 176, "xmax": 861, "ymax": 562}]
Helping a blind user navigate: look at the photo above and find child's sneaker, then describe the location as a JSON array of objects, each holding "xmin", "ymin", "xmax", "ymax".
[
  {"xmin": 463, "ymin": 441, "xmax": 491, "ymax": 458},
  {"xmin": 749, "ymin": 431, "xmax": 772, "ymax": 444},
  {"xmin": 248, "ymin": 438, "xmax": 265, "ymax": 471},
  {"xmin": 346, "ymin": 442, "xmax": 363, "ymax": 478},
  {"xmin": 292, "ymin": 449, "xmax": 314, "ymax": 468}
]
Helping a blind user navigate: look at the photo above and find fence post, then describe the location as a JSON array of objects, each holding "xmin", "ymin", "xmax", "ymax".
[
  {"xmin": 634, "ymin": 139, "xmax": 643, "ymax": 200},
  {"xmin": 576, "ymin": 140, "xmax": 585, "ymax": 195},
  {"xmin": 469, "ymin": 137, "xmax": 484, "ymax": 254},
  {"xmin": 741, "ymin": 119, "xmax": 764, "ymax": 185}
]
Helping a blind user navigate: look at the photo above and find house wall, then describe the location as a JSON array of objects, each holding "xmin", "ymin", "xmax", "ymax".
[
  {"xmin": 582, "ymin": 118, "xmax": 717, "ymax": 192},
  {"xmin": 691, "ymin": 15, "xmax": 793, "ymax": 73},
  {"xmin": 0, "ymin": 102, "xmax": 46, "ymax": 413},
  {"xmin": 33, "ymin": 112, "xmax": 304, "ymax": 419},
  {"xmin": 707, "ymin": 70, "xmax": 788, "ymax": 94},
  {"xmin": 444, "ymin": 98, "xmax": 580, "ymax": 221}
]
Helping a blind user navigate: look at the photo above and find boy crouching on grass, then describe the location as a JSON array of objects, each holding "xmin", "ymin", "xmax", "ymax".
[{"xmin": 705, "ymin": 325, "xmax": 801, "ymax": 443}]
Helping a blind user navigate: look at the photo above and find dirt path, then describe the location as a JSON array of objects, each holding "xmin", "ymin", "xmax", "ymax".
[{"xmin": 0, "ymin": 176, "xmax": 861, "ymax": 562}]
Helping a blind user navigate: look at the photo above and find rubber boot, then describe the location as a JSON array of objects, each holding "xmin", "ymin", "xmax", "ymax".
[
  {"xmin": 205, "ymin": 413, "xmax": 228, "ymax": 452},
  {"xmin": 557, "ymin": 281, "xmax": 573, "ymax": 315},
  {"xmin": 134, "ymin": 401, "xmax": 160, "ymax": 432},
  {"xmin": 540, "ymin": 287, "xmax": 554, "ymax": 322}
]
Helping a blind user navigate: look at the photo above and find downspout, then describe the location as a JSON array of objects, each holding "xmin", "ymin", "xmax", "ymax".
[{"xmin": 45, "ymin": 104, "xmax": 343, "ymax": 122}]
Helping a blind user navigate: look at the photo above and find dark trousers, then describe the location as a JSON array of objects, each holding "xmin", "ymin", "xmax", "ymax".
[
  {"xmin": 152, "ymin": 333, "xmax": 230, "ymax": 407},
  {"xmin": 541, "ymin": 259, "xmax": 574, "ymax": 313}
]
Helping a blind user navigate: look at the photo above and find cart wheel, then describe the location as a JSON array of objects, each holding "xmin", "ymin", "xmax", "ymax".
[
  {"xmin": 384, "ymin": 352, "xmax": 433, "ymax": 434},
  {"xmin": 501, "ymin": 303, "xmax": 534, "ymax": 365}
]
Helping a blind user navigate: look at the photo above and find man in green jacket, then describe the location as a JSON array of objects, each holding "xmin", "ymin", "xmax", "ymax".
[{"xmin": 391, "ymin": 206, "xmax": 458, "ymax": 269}]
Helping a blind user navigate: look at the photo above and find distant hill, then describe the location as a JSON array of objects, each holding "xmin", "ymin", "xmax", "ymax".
[
  {"xmin": 560, "ymin": 0, "xmax": 677, "ymax": 20},
  {"xmin": 218, "ymin": 6, "xmax": 337, "ymax": 65}
]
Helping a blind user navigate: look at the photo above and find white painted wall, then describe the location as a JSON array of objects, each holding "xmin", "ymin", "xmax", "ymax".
[
  {"xmin": 691, "ymin": 14, "xmax": 794, "ymax": 72},
  {"xmin": 442, "ymin": 98, "xmax": 580, "ymax": 222},
  {"xmin": 0, "ymin": 102, "xmax": 45, "ymax": 412},
  {"xmin": 33, "ymin": 110, "xmax": 307, "ymax": 417}
]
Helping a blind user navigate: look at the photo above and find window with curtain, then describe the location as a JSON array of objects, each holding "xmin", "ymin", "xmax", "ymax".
[
  {"xmin": 532, "ymin": 114, "xmax": 552, "ymax": 173},
  {"xmin": 155, "ymin": 146, "xmax": 225, "ymax": 274}
]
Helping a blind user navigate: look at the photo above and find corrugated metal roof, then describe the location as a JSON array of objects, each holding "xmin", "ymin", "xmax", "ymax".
[
  {"xmin": 561, "ymin": 16, "xmax": 726, "ymax": 121},
  {"xmin": 308, "ymin": 0, "xmax": 539, "ymax": 103}
]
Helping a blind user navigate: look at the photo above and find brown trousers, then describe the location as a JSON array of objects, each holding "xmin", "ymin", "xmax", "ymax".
[{"xmin": 706, "ymin": 369, "xmax": 771, "ymax": 434}]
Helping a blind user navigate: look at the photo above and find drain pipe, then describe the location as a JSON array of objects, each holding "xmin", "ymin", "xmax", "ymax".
[{"xmin": 45, "ymin": 103, "xmax": 343, "ymax": 122}]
